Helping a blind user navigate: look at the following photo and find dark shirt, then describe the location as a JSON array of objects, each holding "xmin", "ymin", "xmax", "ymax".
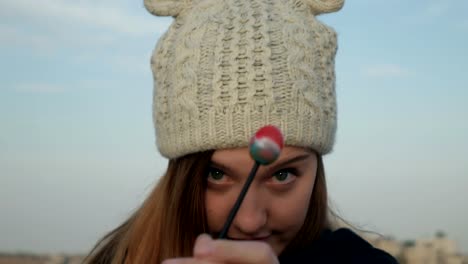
[{"xmin": 278, "ymin": 228, "xmax": 398, "ymax": 264}]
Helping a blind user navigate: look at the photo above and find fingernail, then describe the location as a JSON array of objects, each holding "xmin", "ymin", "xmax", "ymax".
[{"xmin": 194, "ymin": 234, "xmax": 213, "ymax": 256}]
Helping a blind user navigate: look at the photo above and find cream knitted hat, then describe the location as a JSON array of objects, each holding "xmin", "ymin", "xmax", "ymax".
[{"xmin": 145, "ymin": 0, "xmax": 344, "ymax": 159}]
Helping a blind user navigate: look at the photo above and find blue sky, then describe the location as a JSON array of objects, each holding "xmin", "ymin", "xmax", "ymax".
[{"xmin": 1, "ymin": 0, "xmax": 467, "ymax": 255}]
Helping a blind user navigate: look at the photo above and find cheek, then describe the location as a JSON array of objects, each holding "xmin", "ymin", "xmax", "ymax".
[
  {"xmin": 205, "ymin": 191, "xmax": 231, "ymax": 232},
  {"xmin": 271, "ymin": 181, "xmax": 315, "ymax": 231}
]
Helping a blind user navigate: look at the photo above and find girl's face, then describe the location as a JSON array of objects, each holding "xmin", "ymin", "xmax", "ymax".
[{"xmin": 204, "ymin": 146, "xmax": 318, "ymax": 255}]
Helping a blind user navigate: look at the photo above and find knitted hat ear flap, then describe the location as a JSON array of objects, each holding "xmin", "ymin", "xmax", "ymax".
[
  {"xmin": 302, "ymin": 0, "xmax": 344, "ymax": 15},
  {"xmin": 144, "ymin": 0, "xmax": 191, "ymax": 17}
]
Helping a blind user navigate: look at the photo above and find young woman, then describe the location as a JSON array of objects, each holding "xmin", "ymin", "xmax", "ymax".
[{"xmin": 85, "ymin": 0, "xmax": 398, "ymax": 263}]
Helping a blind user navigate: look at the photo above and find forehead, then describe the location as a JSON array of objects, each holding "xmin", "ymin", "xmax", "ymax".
[{"xmin": 211, "ymin": 146, "xmax": 312, "ymax": 165}]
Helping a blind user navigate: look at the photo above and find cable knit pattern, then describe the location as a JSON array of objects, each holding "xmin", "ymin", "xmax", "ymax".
[{"xmin": 148, "ymin": 0, "xmax": 343, "ymax": 159}]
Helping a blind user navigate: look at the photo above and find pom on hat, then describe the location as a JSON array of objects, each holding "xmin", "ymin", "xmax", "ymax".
[{"xmin": 144, "ymin": 0, "xmax": 191, "ymax": 17}]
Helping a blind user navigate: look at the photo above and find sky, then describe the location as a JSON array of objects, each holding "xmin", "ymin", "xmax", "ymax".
[{"xmin": 1, "ymin": 0, "xmax": 467, "ymax": 255}]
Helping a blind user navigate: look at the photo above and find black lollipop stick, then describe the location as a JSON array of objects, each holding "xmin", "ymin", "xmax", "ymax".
[
  {"xmin": 218, "ymin": 125, "xmax": 284, "ymax": 239},
  {"xmin": 218, "ymin": 162, "xmax": 260, "ymax": 239}
]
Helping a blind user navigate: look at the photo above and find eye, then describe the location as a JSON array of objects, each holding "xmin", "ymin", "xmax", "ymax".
[
  {"xmin": 207, "ymin": 167, "xmax": 226, "ymax": 181},
  {"xmin": 271, "ymin": 168, "xmax": 297, "ymax": 184}
]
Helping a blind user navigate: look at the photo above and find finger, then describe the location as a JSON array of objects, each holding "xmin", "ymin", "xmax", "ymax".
[
  {"xmin": 162, "ymin": 257, "xmax": 217, "ymax": 264},
  {"xmin": 193, "ymin": 234, "xmax": 279, "ymax": 264}
]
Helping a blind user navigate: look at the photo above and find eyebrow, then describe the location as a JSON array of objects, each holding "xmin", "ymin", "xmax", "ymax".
[
  {"xmin": 272, "ymin": 153, "xmax": 312, "ymax": 168},
  {"xmin": 209, "ymin": 160, "xmax": 233, "ymax": 173},
  {"xmin": 210, "ymin": 153, "xmax": 312, "ymax": 172}
]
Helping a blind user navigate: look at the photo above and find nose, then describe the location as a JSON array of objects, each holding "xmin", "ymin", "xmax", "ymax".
[{"xmin": 231, "ymin": 187, "xmax": 267, "ymax": 236}]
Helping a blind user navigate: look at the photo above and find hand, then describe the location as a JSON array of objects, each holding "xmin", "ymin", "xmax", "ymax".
[{"xmin": 162, "ymin": 234, "xmax": 280, "ymax": 264}]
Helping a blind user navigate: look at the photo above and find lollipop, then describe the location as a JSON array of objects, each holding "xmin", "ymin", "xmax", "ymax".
[
  {"xmin": 218, "ymin": 125, "xmax": 284, "ymax": 239},
  {"xmin": 249, "ymin": 125, "xmax": 284, "ymax": 165}
]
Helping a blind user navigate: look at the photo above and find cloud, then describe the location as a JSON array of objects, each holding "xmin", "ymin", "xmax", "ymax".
[
  {"xmin": 15, "ymin": 83, "xmax": 66, "ymax": 93},
  {"xmin": 12, "ymin": 79, "xmax": 126, "ymax": 94},
  {"xmin": 71, "ymin": 52, "xmax": 151, "ymax": 76},
  {"xmin": 0, "ymin": 24, "xmax": 54, "ymax": 53},
  {"xmin": 421, "ymin": 1, "xmax": 451, "ymax": 18},
  {"xmin": 110, "ymin": 55, "xmax": 150, "ymax": 74},
  {"xmin": 420, "ymin": 0, "xmax": 467, "ymax": 19},
  {"xmin": 461, "ymin": 20, "xmax": 468, "ymax": 31},
  {"xmin": 0, "ymin": 23, "xmax": 122, "ymax": 57},
  {"xmin": 361, "ymin": 64, "xmax": 410, "ymax": 78},
  {"xmin": 0, "ymin": 0, "xmax": 170, "ymax": 59},
  {"xmin": 401, "ymin": 0, "xmax": 466, "ymax": 26},
  {"xmin": 0, "ymin": 0, "xmax": 171, "ymax": 36}
]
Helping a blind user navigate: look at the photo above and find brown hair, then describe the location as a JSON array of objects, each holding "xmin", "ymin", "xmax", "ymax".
[{"xmin": 84, "ymin": 150, "xmax": 330, "ymax": 263}]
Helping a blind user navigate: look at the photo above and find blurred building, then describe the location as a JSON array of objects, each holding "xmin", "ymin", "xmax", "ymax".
[
  {"xmin": 365, "ymin": 231, "xmax": 468, "ymax": 264},
  {"xmin": 1, "ymin": 231, "xmax": 467, "ymax": 264},
  {"xmin": 0, "ymin": 254, "xmax": 84, "ymax": 264}
]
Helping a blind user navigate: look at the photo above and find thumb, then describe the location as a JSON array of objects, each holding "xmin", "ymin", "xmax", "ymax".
[
  {"xmin": 193, "ymin": 234, "xmax": 279, "ymax": 264},
  {"xmin": 193, "ymin": 234, "xmax": 215, "ymax": 258}
]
